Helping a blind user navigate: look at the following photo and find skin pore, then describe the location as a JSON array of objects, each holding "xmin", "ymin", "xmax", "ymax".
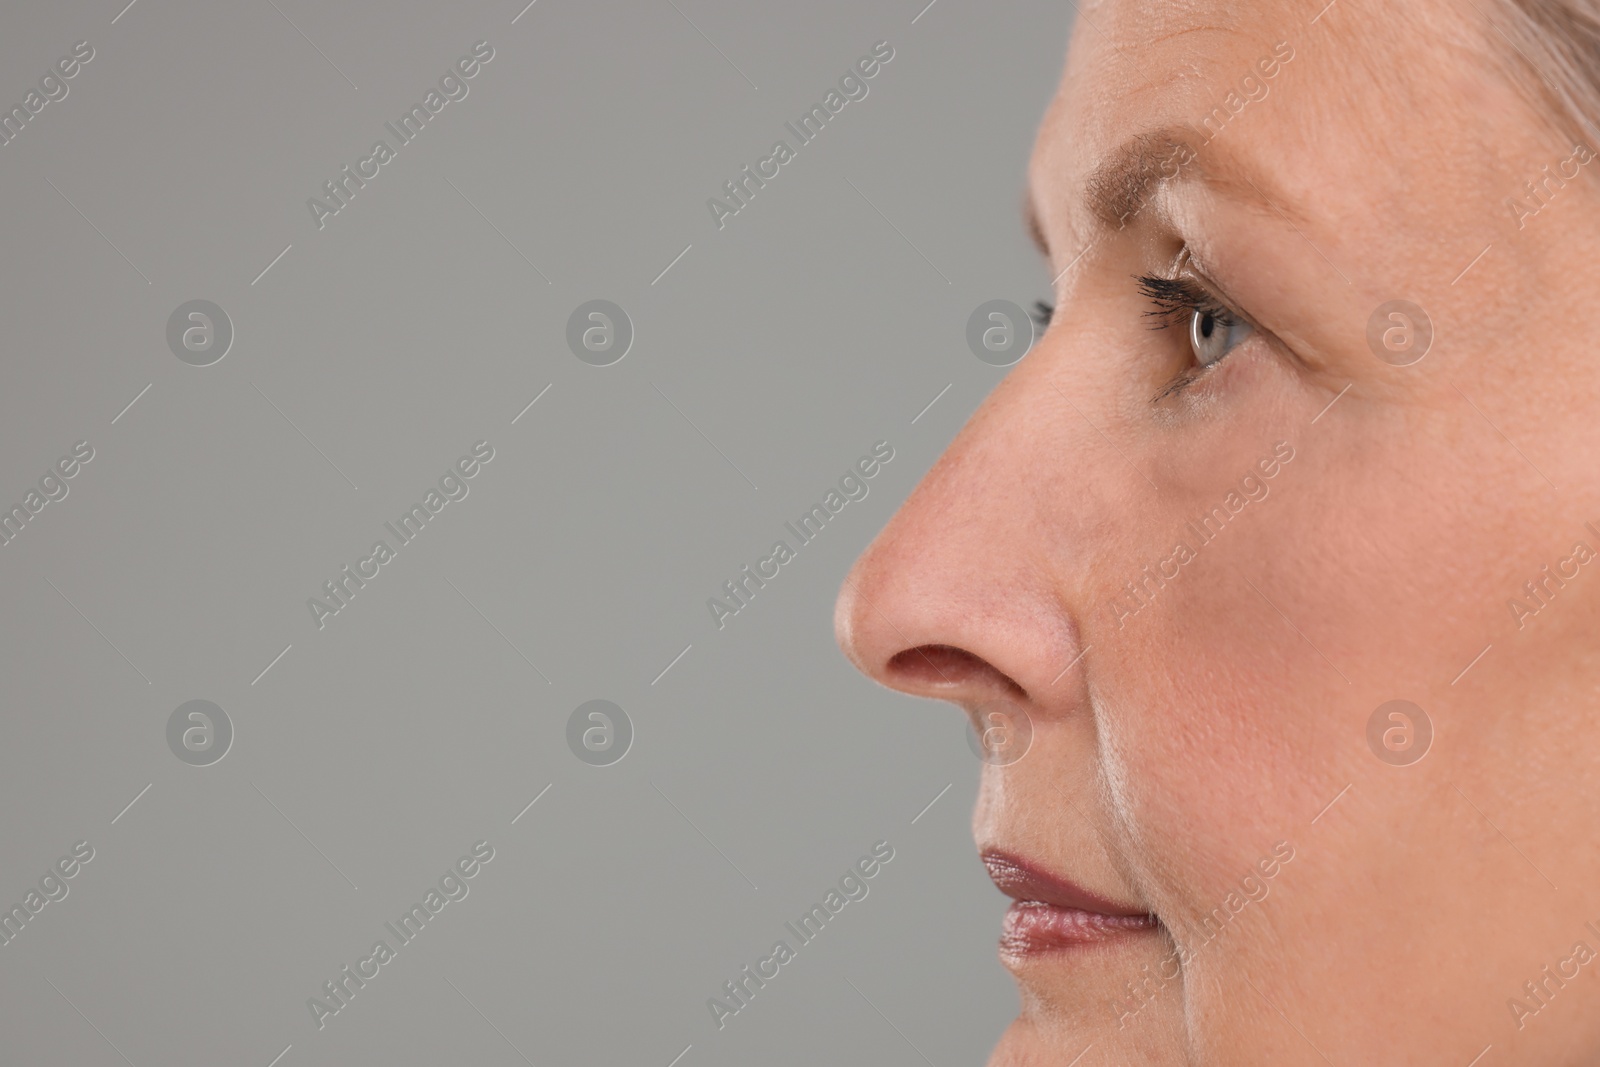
[{"xmin": 835, "ymin": 0, "xmax": 1600, "ymax": 1063}]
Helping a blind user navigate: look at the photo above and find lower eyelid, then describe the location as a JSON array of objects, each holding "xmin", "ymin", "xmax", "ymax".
[{"xmin": 1154, "ymin": 328, "xmax": 1258, "ymax": 402}]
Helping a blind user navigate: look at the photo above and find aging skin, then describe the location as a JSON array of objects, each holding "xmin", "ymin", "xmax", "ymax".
[{"xmin": 836, "ymin": 0, "xmax": 1600, "ymax": 1063}]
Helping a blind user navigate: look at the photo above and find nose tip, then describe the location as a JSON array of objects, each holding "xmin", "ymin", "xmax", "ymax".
[
  {"xmin": 836, "ymin": 568, "xmax": 1026, "ymax": 696},
  {"xmin": 833, "ymin": 503, "xmax": 1078, "ymax": 710}
]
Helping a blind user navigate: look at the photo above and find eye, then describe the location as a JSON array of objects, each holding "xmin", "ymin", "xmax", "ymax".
[
  {"xmin": 1188, "ymin": 305, "xmax": 1250, "ymax": 366},
  {"xmin": 1138, "ymin": 274, "xmax": 1253, "ymax": 375}
]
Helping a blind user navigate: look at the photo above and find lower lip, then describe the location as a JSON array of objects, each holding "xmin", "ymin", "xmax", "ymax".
[{"xmin": 999, "ymin": 900, "xmax": 1158, "ymax": 958}]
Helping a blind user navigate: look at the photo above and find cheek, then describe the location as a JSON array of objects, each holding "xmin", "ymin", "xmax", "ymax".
[
  {"xmin": 1093, "ymin": 394, "xmax": 1561, "ymax": 914},
  {"xmin": 1083, "ymin": 380, "xmax": 1330, "ymax": 910},
  {"xmin": 1095, "ymin": 614, "xmax": 1293, "ymax": 913},
  {"xmin": 1268, "ymin": 411, "xmax": 1549, "ymax": 701}
]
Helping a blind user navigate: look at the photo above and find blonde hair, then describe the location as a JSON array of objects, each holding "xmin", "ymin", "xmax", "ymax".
[{"xmin": 1498, "ymin": 0, "xmax": 1600, "ymax": 146}]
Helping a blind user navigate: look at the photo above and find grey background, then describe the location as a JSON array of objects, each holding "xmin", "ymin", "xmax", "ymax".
[{"xmin": 0, "ymin": 1, "xmax": 1071, "ymax": 1063}]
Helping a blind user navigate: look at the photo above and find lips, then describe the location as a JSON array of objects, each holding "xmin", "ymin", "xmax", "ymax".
[{"xmin": 983, "ymin": 850, "xmax": 1157, "ymax": 957}]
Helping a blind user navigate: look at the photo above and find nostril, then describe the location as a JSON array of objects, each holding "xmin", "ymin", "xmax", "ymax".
[{"xmin": 887, "ymin": 644, "xmax": 1025, "ymax": 695}]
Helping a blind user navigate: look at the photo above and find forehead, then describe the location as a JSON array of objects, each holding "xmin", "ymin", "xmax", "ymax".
[{"xmin": 1026, "ymin": 0, "xmax": 1509, "ymax": 249}]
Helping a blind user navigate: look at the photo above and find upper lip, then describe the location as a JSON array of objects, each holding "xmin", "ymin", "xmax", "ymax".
[{"xmin": 981, "ymin": 849, "xmax": 1150, "ymax": 918}]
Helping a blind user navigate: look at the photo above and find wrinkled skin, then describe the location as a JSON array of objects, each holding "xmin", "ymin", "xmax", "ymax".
[{"xmin": 836, "ymin": 1, "xmax": 1600, "ymax": 1062}]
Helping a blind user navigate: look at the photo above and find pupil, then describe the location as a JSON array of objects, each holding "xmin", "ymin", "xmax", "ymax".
[{"xmin": 1199, "ymin": 313, "xmax": 1215, "ymax": 339}]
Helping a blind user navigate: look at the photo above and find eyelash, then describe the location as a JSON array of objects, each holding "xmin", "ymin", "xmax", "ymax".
[
  {"xmin": 1138, "ymin": 275, "xmax": 1243, "ymax": 398},
  {"xmin": 1137, "ymin": 275, "xmax": 1227, "ymax": 331},
  {"xmin": 1030, "ymin": 277, "xmax": 1245, "ymax": 399}
]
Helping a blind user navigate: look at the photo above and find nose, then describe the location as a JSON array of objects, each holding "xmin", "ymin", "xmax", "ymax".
[{"xmin": 835, "ymin": 361, "xmax": 1104, "ymax": 711}]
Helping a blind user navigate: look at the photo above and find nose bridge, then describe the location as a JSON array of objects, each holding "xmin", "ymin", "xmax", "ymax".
[{"xmin": 836, "ymin": 352, "xmax": 1111, "ymax": 704}]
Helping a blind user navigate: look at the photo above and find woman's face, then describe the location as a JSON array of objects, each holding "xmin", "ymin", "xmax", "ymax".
[{"xmin": 837, "ymin": 0, "xmax": 1600, "ymax": 1062}]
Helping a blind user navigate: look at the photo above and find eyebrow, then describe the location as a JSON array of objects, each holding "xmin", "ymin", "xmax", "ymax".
[
  {"xmin": 1084, "ymin": 128, "xmax": 1199, "ymax": 227},
  {"xmin": 1026, "ymin": 125, "xmax": 1287, "ymax": 255}
]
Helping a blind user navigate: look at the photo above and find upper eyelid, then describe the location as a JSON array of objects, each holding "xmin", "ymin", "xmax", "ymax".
[
  {"xmin": 1138, "ymin": 275, "xmax": 1227, "ymax": 330},
  {"xmin": 1171, "ymin": 255, "xmax": 1257, "ymax": 325},
  {"xmin": 1154, "ymin": 269, "xmax": 1263, "ymax": 339},
  {"xmin": 1033, "ymin": 273, "xmax": 1235, "ymax": 333}
]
